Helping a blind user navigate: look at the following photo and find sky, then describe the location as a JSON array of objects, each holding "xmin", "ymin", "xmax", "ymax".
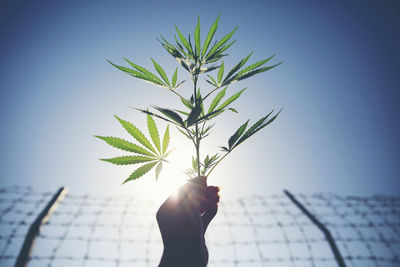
[{"xmin": 0, "ymin": 0, "xmax": 399, "ymax": 201}]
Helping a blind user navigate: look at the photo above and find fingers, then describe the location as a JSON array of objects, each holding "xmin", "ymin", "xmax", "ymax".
[
  {"xmin": 202, "ymin": 186, "xmax": 220, "ymax": 232},
  {"xmin": 205, "ymin": 186, "xmax": 220, "ymax": 204},
  {"xmin": 157, "ymin": 176, "xmax": 207, "ymax": 218}
]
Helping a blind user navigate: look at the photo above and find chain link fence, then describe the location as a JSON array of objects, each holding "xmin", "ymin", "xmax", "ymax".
[{"xmin": 0, "ymin": 186, "xmax": 399, "ymax": 267}]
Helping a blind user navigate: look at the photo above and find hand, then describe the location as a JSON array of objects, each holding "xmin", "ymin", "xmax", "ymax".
[{"xmin": 156, "ymin": 176, "xmax": 220, "ymax": 267}]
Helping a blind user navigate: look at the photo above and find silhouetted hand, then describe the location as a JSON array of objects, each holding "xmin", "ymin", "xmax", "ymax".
[{"xmin": 156, "ymin": 176, "xmax": 220, "ymax": 267}]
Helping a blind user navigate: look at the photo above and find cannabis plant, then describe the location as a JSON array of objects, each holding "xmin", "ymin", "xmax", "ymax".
[{"xmin": 96, "ymin": 16, "xmax": 282, "ymax": 184}]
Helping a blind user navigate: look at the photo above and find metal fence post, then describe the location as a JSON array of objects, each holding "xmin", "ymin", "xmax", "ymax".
[
  {"xmin": 14, "ymin": 186, "xmax": 68, "ymax": 267},
  {"xmin": 284, "ymin": 190, "xmax": 346, "ymax": 267}
]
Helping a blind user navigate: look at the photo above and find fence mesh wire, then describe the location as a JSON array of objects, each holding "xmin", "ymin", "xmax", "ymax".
[{"xmin": 0, "ymin": 186, "xmax": 399, "ymax": 267}]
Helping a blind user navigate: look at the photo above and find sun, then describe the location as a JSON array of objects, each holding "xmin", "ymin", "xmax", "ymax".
[{"xmin": 112, "ymin": 134, "xmax": 194, "ymax": 204}]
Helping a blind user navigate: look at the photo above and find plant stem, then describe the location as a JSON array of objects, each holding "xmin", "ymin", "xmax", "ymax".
[
  {"xmin": 205, "ymin": 132, "xmax": 250, "ymax": 178},
  {"xmin": 199, "ymin": 121, "xmax": 206, "ymax": 139},
  {"xmin": 185, "ymin": 128, "xmax": 196, "ymax": 147},
  {"xmin": 193, "ymin": 74, "xmax": 201, "ymax": 177},
  {"xmin": 205, "ymin": 151, "xmax": 229, "ymax": 178}
]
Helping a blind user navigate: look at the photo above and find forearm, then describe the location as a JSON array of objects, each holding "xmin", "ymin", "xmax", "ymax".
[{"xmin": 158, "ymin": 242, "xmax": 208, "ymax": 267}]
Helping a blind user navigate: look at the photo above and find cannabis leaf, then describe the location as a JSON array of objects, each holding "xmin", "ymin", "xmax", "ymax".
[
  {"xmin": 96, "ymin": 114, "xmax": 172, "ymax": 183},
  {"xmin": 225, "ymin": 109, "xmax": 282, "ymax": 152},
  {"xmin": 101, "ymin": 156, "xmax": 157, "ymax": 165},
  {"xmin": 207, "ymin": 53, "xmax": 283, "ymax": 88},
  {"xmin": 123, "ymin": 161, "xmax": 159, "ymax": 184},
  {"xmin": 147, "ymin": 114, "xmax": 161, "ymax": 154},
  {"xmin": 202, "ymin": 15, "xmax": 219, "ymax": 59},
  {"xmin": 109, "ymin": 58, "xmax": 184, "ymax": 90},
  {"xmin": 94, "ymin": 136, "xmax": 156, "ymax": 157},
  {"xmin": 201, "ymin": 154, "xmax": 220, "ymax": 175}
]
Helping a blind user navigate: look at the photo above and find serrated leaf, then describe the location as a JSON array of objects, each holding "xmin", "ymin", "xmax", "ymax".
[
  {"xmin": 151, "ymin": 58, "xmax": 170, "ymax": 87},
  {"xmin": 204, "ymin": 155, "xmax": 210, "ymax": 166},
  {"xmin": 174, "ymin": 35, "xmax": 186, "ymax": 52},
  {"xmin": 155, "ymin": 161, "xmax": 163, "ymax": 180},
  {"xmin": 192, "ymin": 156, "xmax": 199, "ymax": 171},
  {"xmin": 208, "ymin": 86, "xmax": 227, "ymax": 113},
  {"xmin": 207, "ymin": 55, "xmax": 226, "ymax": 64},
  {"xmin": 207, "ymin": 40, "xmax": 236, "ymax": 60},
  {"xmin": 202, "ymin": 15, "xmax": 219, "ymax": 58},
  {"xmin": 218, "ymin": 61, "xmax": 224, "ymax": 83},
  {"xmin": 123, "ymin": 161, "xmax": 158, "ymax": 184},
  {"xmin": 175, "ymin": 26, "xmax": 194, "ymax": 57},
  {"xmin": 115, "ymin": 116, "xmax": 157, "ymax": 154},
  {"xmin": 194, "ymin": 17, "xmax": 201, "ymax": 58},
  {"xmin": 135, "ymin": 108, "xmax": 176, "ymax": 125},
  {"xmin": 228, "ymin": 120, "xmax": 249, "ymax": 150},
  {"xmin": 154, "ymin": 107, "xmax": 184, "ymax": 127},
  {"xmin": 94, "ymin": 136, "xmax": 156, "ymax": 157},
  {"xmin": 223, "ymin": 52, "xmax": 253, "ymax": 83},
  {"xmin": 101, "ymin": 156, "xmax": 157, "ymax": 165},
  {"xmin": 194, "ymin": 108, "xmax": 224, "ymax": 123},
  {"xmin": 123, "ymin": 58, "xmax": 164, "ymax": 85},
  {"xmin": 161, "ymin": 47, "xmax": 191, "ymax": 75},
  {"xmin": 236, "ymin": 62, "xmax": 283, "ymax": 82},
  {"xmin": 235, "ymin": 110, "xmax": 278, "ymax": 148},
  {"xmin": 174, "ymin": 35, "xmax": 191, "ymax": 59},
  {"xmin": 186, "ymin": 104, "xmax": 202, "ymax": 127},
  {"xmin": 158, "ymin": 36, "xmax": 183, "ymax": 57},
  {"xmin": 217, "ymin": 88, "xmax": 246, "ymax": 110},
  {"xmin": 206, "ymin": 79, "xmax": 217, "ymax": 87},
  {"xmin": 207, "ymin": 75, "xmax": 218, "ymax": 86},
  {"xmin": 233, "ymin": 54, "xmax": 275, "ymax": 79},
  {"xmin": 172, "ymin": 67, "xmax": 178, "ymax": 87},
  {"xmin": 248, "ymin": 112, "xmax": 280, "ymax": 136},
  {"xmin": 159, "ymin": 37, "xmax": 193, "ymax": 72},
  {"xmin": 188, "ymin": 34, "xmax": 195, "ymax": 60},
  {"xmin": 198, "ymin": 65, "xmax": 220, "ymax": 74},
  {"xmin": 202, "ymin": 153, "xmax": 220, "ymax": 174},
  {"xmin": 228, "ymin": 108, "xmax": 238, "ymax": 113},
  {"xmin": 147, "ymin": 114, "xmax": 161, "ymax": 153},
  {"xmin": 175, "ymin": 57, "xmax": 193, "ymax": 73},
  {"xmin": 108, "ymin": 60, "xmax": 165, "ymax": 87},
  {"xmin": 162, "ymin": 125, "xmax": 170, "ymax": 155},
  {"xmin": 206, "ymin": 26, "xmax": 238, "ymax": 60},
  {"xmin": 243, "ymin": 111, "xmax": 273, "ymax": 135}
]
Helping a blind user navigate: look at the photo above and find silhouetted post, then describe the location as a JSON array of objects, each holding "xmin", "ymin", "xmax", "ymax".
[
  {"xmin": 284, "ymin": 190, "xmax": 346, "ymax": 267},
  {"xmin": 15, "ymin": 187, "xmax": 68, "ymax": 267}
]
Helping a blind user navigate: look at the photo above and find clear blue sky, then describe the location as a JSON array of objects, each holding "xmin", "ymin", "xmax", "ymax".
[{"xmin": 0, "ymin": 0, "xmax": 399, "ymax": 199}]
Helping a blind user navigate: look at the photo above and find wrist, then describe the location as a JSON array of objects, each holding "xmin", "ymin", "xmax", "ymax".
[{"xmin": 158, "ymin": 242, "xmax": 207, "ymax": 267}]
